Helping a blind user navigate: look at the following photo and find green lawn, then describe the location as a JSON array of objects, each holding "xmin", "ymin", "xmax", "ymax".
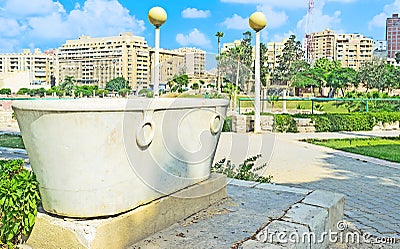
[
  {"xmin": 0, "ymin": 134, "xmax": 25, "ymax": 149},
  {"xmin": 305, "ymin": 137, "xmax": 400, "ymax": 163}
]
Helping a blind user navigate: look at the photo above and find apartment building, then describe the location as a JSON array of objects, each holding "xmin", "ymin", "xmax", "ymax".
[
  {"xmin": 57, "ymin": 32, "xmax": 150, "ymax": 89},
  {"xmin": 266, "ymin": 38, "xmax": 288, "ymax": 71},
  {"xmin": 221, "ymin": 40, "xmax": 241, "ymax": 53},
  {"xmin": 335, "ymin": 33, "xmax": 373, "ymax": 69},
  {"xmin": 149, "ymin": 49, "xmax": 184, "ymax": 85},
  {"xmin": 306, "ymin": 29, "xmax": 335, "ymax": 62},
  {"xmin": 305, "ymin": 29, "xmax": 373, "ymax": 69},
  {"xmin": 0, "ymin": 48, "xmax": 56, "ymax": 91},
  {"xmin": 386, "ymin": 14, "xmax": 400, "ymax": 59},
  {"xmin": 172, "ymin": 48, "xmax": 207, "ymax": 83}
]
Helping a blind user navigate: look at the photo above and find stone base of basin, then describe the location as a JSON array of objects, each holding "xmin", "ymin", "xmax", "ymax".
[{"xmin": 26, "ymin": 173, "xmax": 227, "ymax": 249}]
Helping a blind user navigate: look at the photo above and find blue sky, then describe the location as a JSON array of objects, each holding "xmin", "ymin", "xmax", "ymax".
[{"xmin": 0, "ymin": 0, "xmax": 399, "ymax": 53}]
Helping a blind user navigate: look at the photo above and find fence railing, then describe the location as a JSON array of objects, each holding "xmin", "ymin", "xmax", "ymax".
[{"xmin": 238, "ymin": 97, "xmax": 400, "ymax": 114}]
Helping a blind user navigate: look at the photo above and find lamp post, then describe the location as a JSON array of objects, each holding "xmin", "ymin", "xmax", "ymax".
[
  {"xmin": 249, "ymin": 12, "xmax": 267, "ymax": 133},
  {"xmin": 148, "ymin": 7, "xmax": 167, "ymax": 97}
]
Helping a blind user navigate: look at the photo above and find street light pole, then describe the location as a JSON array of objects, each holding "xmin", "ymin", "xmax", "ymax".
[
  {"xmin": 148, "ymin": 7, "xmax": 167, "ymax": 98},
  {"xmin": 249, "ymin": 12, "xmax": 267, "ymax": 133},
  {"xmin": 154, "ymin": 27, "xmax": 160, "ymax": 97}
]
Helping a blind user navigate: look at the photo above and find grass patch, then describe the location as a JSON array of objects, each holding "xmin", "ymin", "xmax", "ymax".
[
  {"xmin": 0, "ymin": 134, "xmax": 25, "ymax": 149},
  {"xmin": 305, "ymin": 137, "xmax": 400, "ymax": 163}
]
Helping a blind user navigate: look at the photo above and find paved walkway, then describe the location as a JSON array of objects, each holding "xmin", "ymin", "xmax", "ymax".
[{"xmin": 216, "ymin": 131, "xmax": 400, "ymax": 240}]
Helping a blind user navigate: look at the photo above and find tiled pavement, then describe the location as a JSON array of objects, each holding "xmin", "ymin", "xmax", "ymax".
[
  {"xmin": 285, "ymin": 152, "xmax": 400, "ymax": 238},
  {"xmin": 272, "ymin": 132, "xmax": 400, "ymax": 240}
]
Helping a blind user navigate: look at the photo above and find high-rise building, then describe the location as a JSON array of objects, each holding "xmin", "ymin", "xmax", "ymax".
[
  {"xmin": 57, "ymin": 32, "xmax": 150, "ymax": 89},
  {"xmin": 335, "ymin": 33, "xmax": 373, "ymax": 69},
  {"xmin": 173, "ymin": 48, "xmax": 206, "ymax": 77},
  {"xmin": 373, "ymin": 40, "xmax": 388, "ymax": 59},
  {"xmin": 386, "ymin": 14, "xmax": 400, "ymax": 59},
  {"xmin": 305, "ymin": 29, "xmax": 373, "ymax": 69},
  {"xmin": 149, "ymin": 49, "xmax": 184, "ymax": 85},
  {"xmin": 0, "ymin": 48, "xmax": 56, "ymax": 92},
  {"xmin": 266, "ymin": 39, "xmax": 288, "ymax": 71},
  {"xmin": 307, "ymin": 29, "xmax": 335, "ymax": 62}
]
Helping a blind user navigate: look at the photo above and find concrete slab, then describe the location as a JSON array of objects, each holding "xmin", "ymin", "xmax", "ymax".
[
  {"xmin": 256, "ymin": 220, "xmax": 310, "ymax": 249},
  {"xmin": 132, "ymin": 182, "xmax": 344, "ymax": 249},
  {"xmin": 26, "ymin": 173, "xmax": 227, "ymax": 249},
  {"xmin": 255, "ymin": 183, "xmax": 312, "ymax": 195}
]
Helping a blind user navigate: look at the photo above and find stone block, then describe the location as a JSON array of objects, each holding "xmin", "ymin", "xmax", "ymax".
[
  {"xmin": 26, "ymin": 174, "xmax": 227, "ymax": 249},
  {"xmin": 302, "ymin": 190, "xmax": 344, "ymax": 233},
  {"xmin": 282, "ymin": 203, "xmax": 329, "ymax": 249}
]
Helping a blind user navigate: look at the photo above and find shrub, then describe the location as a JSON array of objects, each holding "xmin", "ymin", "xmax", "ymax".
[
  {"xmin": 273, "ymin": 114, "xmax": 298, "ymax": 133},
  {"xmin": 118, "ymin": 88, "xmax": 130, "ymax": 97},
  {"xmin": 212, "ymin": 155, "xmax": 273, "ymax": 183},
  {"xmin": 17, "ymin": 88, "xmax": 30, "ymax": 95},
  {"xmin": 96, "ymin": 89, "xmax": 109, "ymax": 98},
  {"xmin": 0, "ymin": 160, "xmax": 40, "ymax": 247},
  {"xmin": 222, "ymin": 116, "xmax": 232, "ymax": 132},
  {"xmin": 308, "ymin": 112, "xmax": 400, "ymax": 132},
  {"xmin": 0, "ymin": 89, "xmax": 11, "ymax": 95}
]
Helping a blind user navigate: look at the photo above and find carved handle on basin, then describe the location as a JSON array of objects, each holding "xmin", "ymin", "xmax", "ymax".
[
  {"xmin": 136, "ymin": 121, "xmax": 155, "ymax": 148},
  {"xmin": 210, "ymin": 114, "xmax": 223, "ymax": 135}
]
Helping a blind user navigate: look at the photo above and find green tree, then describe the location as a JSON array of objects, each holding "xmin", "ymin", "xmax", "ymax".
[
  {"xmin": 358, "ymin": 58, "xmax": 387, "ymax": 92},
  {"xmin": 169, "ymin": 74, "xmax": 189, "ymax": 93},
  {"xmin": 314, "ymin": 58, "xmax": 341, "ymax": 72},
  {"xmin": 326, "ymin": 67, "xmax": 357, "ymax": 97},
  {"xmin": 192, "ymin": 82, "xmax": 199, "ymax": 89},
  {"xmin": 192, "ymin": 82, "xmax": 200, "ymax": 93},
  {"xmin": 260, "ymin": 43, "xmax": 269, "ymax": 87},
  {"xmin": 105, "ymin": 77, "xmax": 129, "ymax": 92},
  {"xmin": 216, "ymin": 31, "xmax": 224, "ymax": 92},
  {"xmin": 382, "ymin": 64, "xmax": 400, "ymax": 92},
  {"xmin": 59, "ymin": 76, "xmax": 76, "ymax": 96},
  {"xmin": 240, "ymin": 31, "xmax": 253, "ymax": 70},
  {"xmin": 272, "ymin": 35, "xmax": 305, "ymax": 86},
  {"xmin": 396, "ymin": 51, "xmax": 400, "ymax": 64},
  {"xmin": 311, "ymin": 58, "xmax": 341, "ymax": 95},
  {"xmin": 219, "ymin": 32, "xmax": 258, "ymax": 93}
]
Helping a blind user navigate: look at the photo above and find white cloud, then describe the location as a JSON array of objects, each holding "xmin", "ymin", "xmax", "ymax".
[
  {"xmin": 221, "ymin": 14, "xmax": 248, "ymax": 30},
  {"xmin": 220, "ymin": 0, "xmax": 358, "ymax": 9},
  {"xmin": 256, "ymin": 5, "xmax": 287, "ymax": 29},
  {"xmin": 3, "ymin": 0, "xmax": 65, "ymax": 17},
  {"xmin": 0, "ymin": 0, "xmax": 145, "ymax": 51},
  {"xmin": 176, "ymin": 28, "xmax": 212, "ymax": 48},
  {"xmin": 0, "ymin": 38, "xmax": 19, "ymax": 53},
  {"xmin": 0, "ymin": 17, "xmax": 25, "ymax": 37},
  {"xmin": 272, "ymin": 31, "xmax": 295, "ymax": 42},
  {"xmin": 181, "ymin": 8, "xmax": 211, "ymax": 18},
  {"xmin": 220, "ymin": 0, "xmax": 305, "ymax": 9},
  {"xmin": 326, "ymin": 0, "xmax": 357, "ymax": 2},
  {"xmin": 369, "ymin": 0, "xmax": 400, "ymax": 29},
  {"xmin": 63, "ymin": 0, "xmax": 145, "ymax": 38}
]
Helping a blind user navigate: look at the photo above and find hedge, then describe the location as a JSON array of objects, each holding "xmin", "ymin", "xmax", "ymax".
[
  {"xmin": 273, "ymin": 114, "xmax": 298, "ymax": 133},
  {"xmin": 233, "ymin": 112, "xmax": 400, "ymax": 133},
  {"xmin": 293, "ymin": 112, "xmax": 400, "ymax": 132}
]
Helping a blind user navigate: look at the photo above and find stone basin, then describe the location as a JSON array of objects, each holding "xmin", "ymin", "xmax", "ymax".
[{"xmin": 12, "ymin": 98, "xmax": 229, "ymax": 218}]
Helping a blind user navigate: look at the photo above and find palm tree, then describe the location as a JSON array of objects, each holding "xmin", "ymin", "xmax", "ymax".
[{"xmin": 215, "ymin": 31, "xmax": 224, "ymax": 93}]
